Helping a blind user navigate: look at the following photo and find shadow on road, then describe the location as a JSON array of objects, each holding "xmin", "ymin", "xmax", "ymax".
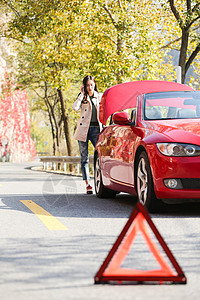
[
  {"xmin": 1, "ymin": 192, "xmax": 200, "ymax": 219},
  {"xmin": 0, "ymin": 162, "xmax": 200, "ymax": 218},
  {"xmin": 0, "ymin": 193, "xmax": 135, "ymax": 219}
]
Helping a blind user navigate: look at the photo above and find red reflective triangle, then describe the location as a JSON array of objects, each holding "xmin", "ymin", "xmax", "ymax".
[{"xmin": 94, "ymin": 203, "xmax": 186, "ymax": 284}]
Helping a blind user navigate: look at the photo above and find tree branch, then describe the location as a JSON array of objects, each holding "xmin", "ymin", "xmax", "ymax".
[
  {"xmin": 0, "ymin": 33, "xmax": 25, "ymax": 43},
  {"xmin": 31, "ymin": 88, "xmax": 44, "ymax": 100},
  {"xmin": 3, "ymin": 1, "xmax": 20, "ymax": 17},
  {"xmin": 102, "ymin": 31, "xmax": 117, "ymax": 45},
  {"xmin": 187, "ymin": 0, "xmax": 191, "ymax": 11},
  {"xmin": 185, "ymin": 43, "xmax": 200, "ymax": 73},
  {"xmin": 160, "ymin": 36, "xmax": 181, "ymax": 49},
  {"xmin": 103, "ymin": 5, "xmax": 117, "ymax": 29},
  {"xmin": 186, "ymin": 15, "xmax": 200, "ymax": 30},
  {"xmin": 192, "ymin": 2, "xmax": 200, "ymax": 14},
  {"xmin": 117, "ymin": 0, "xmax": 123, "ymax": 11},
  {"xmin": 160, "ymin": 24, "xmax": 200, "ymax": 49},
  {"xmin": 168, "ymin": 0, "xmax": 183, "ymax": 28}
]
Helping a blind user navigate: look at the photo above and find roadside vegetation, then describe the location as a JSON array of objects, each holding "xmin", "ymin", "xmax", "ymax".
[{"xmin": 0, "ymin": 0, "xmax": 200, "ymax": 155}]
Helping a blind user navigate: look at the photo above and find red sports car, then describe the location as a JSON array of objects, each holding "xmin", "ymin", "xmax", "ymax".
[{"xmin": 94, "ymin": 80, "xmax": 200, "ymax": 212}]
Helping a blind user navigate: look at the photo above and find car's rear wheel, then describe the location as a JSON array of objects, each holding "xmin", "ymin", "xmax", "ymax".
[
  {"xmin": 136, "ymin": 151, "xmax": 164, "ymax": 212},
  {"xmin": 94, "ymin": 153, "xmax": 117, "ymax": 198}
]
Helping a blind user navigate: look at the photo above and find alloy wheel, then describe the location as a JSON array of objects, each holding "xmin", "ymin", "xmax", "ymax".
[
  {"xmin": 137, "ymin": 157, "xmax": 148, "ymax": 205},
  {"xmin": 95, "ymin": 156, "xmax": 101, "ymax": 194}
]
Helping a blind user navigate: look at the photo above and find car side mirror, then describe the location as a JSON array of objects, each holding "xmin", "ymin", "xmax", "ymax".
[{"xmin": 112, "ymin": 112, "xmax": 132, "ymax": 125}]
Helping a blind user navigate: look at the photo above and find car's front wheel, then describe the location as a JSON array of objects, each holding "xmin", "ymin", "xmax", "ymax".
[
  {"xmin": 136, "ymin": 151, "xmax": 163, "ymax": 212},
  {"xmin": 94, "ymin": 153, "xmax": 117, "ymax": 198}
]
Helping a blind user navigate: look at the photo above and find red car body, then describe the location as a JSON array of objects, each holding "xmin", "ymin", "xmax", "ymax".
[{"xmin": 94, "ymin": 80, "xmax": 200, "ymax": 212}]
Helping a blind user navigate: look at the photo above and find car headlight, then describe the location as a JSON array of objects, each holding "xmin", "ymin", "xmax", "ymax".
[{"xmin": 156, "ymin": 143, "xmax": 200, "ymax": 156}]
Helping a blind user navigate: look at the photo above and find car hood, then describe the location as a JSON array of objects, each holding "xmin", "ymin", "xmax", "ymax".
[
  {"xmin": 143, "ymin": 119, "xmax": 200, "ymax": 144},
  {"xmin": 99, "ymin": 81, "xmax": 193, "ymax": 125}
]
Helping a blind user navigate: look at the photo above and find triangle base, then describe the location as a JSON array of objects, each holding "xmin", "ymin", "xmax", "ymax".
[{"xmin": 95, "ymin": 274, "xmax": 186, "ymax": 284}]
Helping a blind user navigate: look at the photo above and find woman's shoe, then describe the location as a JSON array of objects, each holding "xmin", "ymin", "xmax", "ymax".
[{"xmin": 86, "ymin": 185, "xmax": 93, "ymax": 194}]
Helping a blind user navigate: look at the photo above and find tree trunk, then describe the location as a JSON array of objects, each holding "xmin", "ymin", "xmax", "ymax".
[
  {"xmin": 44, "ymin": 83, "xmax": 60, "ymax": 155},
  {"xmin": 47, "ymin": 109, "xmax": 56, "ymax": 155},
  {"xmin": 179, "ymin": 29, "xmax": 189, "ymax": 83},
  {"xmin": 57, "ymin": 88, "xmax": 72, "ymax": 156},
  {"xmin": 44, "ymin": 97, "xmax": 57, "ymax": 155}
]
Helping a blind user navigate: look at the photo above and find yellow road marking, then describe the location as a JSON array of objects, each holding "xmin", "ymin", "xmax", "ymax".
[{"xmin": 20, "ymin": 200, "xmax": 68, "ymax": 231}]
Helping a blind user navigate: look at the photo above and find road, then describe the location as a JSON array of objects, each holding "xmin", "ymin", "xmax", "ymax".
[{"xmin": 0, "ymin": 161, "xmax": 200, "ymax": 300}]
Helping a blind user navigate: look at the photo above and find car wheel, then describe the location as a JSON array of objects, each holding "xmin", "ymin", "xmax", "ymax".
[
  {"xmin": 94, "ymin": 153, "xmax": 117, "ymax": 198},
  {"xmin": 136, "ymin": 151, "xmax": 164, "ymax": 212}
]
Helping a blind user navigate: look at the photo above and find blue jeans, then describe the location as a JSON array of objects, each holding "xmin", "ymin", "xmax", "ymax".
[{"xmin": 78, "ymin": 126, "xmax": 100, "ymax": 181}]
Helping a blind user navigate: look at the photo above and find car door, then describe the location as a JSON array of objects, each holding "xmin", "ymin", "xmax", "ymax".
[{"xmin": 103, "ymin": 124, "xmax": 138, "ymax": 187}]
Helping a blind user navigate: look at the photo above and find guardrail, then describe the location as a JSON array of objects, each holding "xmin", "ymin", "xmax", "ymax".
[{"xmin": 39, "ymin": 155, "xmax": 94, "ymax": 175}]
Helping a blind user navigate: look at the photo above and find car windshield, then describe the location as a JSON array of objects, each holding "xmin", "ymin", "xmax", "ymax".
[{"xmin": 144, "ymin": 91, "xmax": 200, "ymax": 120}]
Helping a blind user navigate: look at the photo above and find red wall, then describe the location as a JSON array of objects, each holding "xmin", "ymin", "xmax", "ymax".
[{"xmin": 0, "ymin": 58, "xmax": 36, "ymax": 162}]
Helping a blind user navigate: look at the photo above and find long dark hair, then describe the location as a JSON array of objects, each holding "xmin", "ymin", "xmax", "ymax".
[{"xmin": 83, "ymin": 75, "xmax": 98, "ymax": 100}]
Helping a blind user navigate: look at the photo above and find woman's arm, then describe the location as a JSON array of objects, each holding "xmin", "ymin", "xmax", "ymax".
[{"xmin": 72, "ymin": 92, "xmax": 84, "ymax": 111}]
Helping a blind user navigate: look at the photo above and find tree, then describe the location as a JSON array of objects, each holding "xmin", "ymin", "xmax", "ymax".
[
  {"xmin": 2, "ymin": 0, "xmax": 200, "ymax": 159},
  {"xmin": 8, "ymin": 39, "xmax": 64, "ymax": 155},
  {"xmin": 0, "ymin": 0, "xmax": 84, "ymax": 155},
  {"xmin": 166, "ymin": 0, "xmax": 200, "ymax": 83},
  {"xmin": 77, "ymin": 0, "xmax": 175, "ymax": 89}
]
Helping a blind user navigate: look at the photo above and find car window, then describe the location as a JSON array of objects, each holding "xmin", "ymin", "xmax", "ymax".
[{"xmin": 144, "ymin": 91, "xmax": 200, "ymax": 120}]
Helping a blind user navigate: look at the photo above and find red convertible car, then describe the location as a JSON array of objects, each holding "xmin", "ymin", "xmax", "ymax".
[{"xmin": 94, "ymin": 80, "xmax": 200, "ymax": 212}]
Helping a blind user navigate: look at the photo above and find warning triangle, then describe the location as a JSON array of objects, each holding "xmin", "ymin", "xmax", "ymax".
[{"xmin": 94, "ymin": 203, "xmax": 186, "ymax": 284}]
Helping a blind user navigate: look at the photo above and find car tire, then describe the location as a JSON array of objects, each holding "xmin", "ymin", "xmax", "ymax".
[
  {"xmin": 94, "ymin": 153, "xmax": 117, "ymax": 198},
  {"xmin": 136, "ymin": 151, "xmax": 164, "ymax": 213}
]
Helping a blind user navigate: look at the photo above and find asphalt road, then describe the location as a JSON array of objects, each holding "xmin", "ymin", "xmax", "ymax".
[{"xmin": 0, "ymin": 161, "xmax": 200, "ymax": 300}]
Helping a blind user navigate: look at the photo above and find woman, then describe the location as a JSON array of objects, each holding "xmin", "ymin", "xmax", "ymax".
[{"xmin": 73, "ymin": 75, "xmax": 102, "ymax": 194}]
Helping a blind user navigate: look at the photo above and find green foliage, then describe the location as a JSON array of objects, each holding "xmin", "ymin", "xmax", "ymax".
[
  {"xmin": 1, "ymin": 0, "xmax": 200, "ymax": 154},
  {"xmin": 162, "ymin": 0, "xmax": 200, "ymax": 83}
]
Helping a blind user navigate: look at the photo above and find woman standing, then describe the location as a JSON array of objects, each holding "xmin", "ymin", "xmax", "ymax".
[{"xmin": 73, "ymin": 75, "xmax": 102, "ymax": 194}]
